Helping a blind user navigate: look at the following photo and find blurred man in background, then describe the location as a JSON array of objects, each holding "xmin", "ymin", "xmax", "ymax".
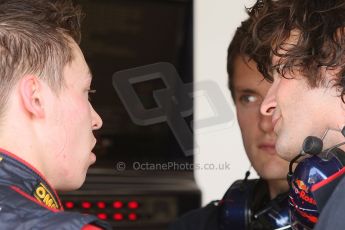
[{"xmin": 170, "ymin": 13, "xmax": 290, "ymax": 229}]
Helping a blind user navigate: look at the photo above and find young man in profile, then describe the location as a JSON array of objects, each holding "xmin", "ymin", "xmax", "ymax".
[
  {"xmin": 0, "ymin": 0, "xmax": 110, "ymax": 229},
  {"xmin": 249, "ymin": 0, "xmax": 345, "ymax": 229}
]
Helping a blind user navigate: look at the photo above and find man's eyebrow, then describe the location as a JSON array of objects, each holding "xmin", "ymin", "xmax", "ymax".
[
  {"xmin": 271, "ymin": 63, "xmax": 281, "ymax": 68},
  {"xmin": 270, "ymin": 64, "xmax": 283, "ymax": 73},
  {"xmin": 235, "ymin": 88, "xmax": 258, "ymax": 94}
]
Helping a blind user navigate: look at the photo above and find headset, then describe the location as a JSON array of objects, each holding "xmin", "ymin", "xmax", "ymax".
[
  {"xmin": 218, "ymin": 127, "xmax": 345, "ymax": 230},
  {"xmin": 218, "ymin": 176, "xmax": 290, "ymax": 230},
  {"xmin": 287, "ymin": 128, "xmax": 345, "ymax": 229}
]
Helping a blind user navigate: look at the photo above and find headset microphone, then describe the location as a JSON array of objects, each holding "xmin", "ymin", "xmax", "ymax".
[
  {"xmin": 287, "ymin": 136, "xmax": 323, "ymax": 185},
  {"xmin": 302, "ymin": 136, "xmax": 323, "ymax": 155}
]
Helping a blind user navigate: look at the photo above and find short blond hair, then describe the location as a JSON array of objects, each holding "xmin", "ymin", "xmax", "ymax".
[{"xmin": 0, "ymin": 0, "xmax": 83, "ymax": 117}]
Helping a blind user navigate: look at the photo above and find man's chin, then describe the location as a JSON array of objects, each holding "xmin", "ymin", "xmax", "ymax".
[
  {"xmin": 276, "ymin": 146, "xmax": 300, "ymax": 162},
  {"xmin": 275, "ymin": 137, "xmax": 300, "ymax": 161}
]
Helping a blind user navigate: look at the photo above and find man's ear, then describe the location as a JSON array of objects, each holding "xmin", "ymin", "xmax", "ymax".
[{"xmin": 19, "ymin": 75, "xmax": 45, "ymax": 118}]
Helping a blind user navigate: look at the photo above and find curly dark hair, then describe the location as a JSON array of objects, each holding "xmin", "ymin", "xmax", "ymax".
[{"xmin": 248, "ymin": 0, "xmax": 345, "ymax": 96}]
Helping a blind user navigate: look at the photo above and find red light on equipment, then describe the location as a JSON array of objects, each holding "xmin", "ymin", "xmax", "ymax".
[
  {"xmin": 113, "ymin": 201, "xmax": 123, "ymax": 209},
  {"xmin": 97, "ymin": 201, "xmax": 106, "ymax": 209},
  {"xmin": 81, "ymin": 201, "xmax": 92, "ymax": 209},
  {"xmin": 113, "ymin": 213, "xmax": 124, "ymax": 221},
  {"xmin": 128, "ymin": 201, "xmax": 139, "ymax": 209},
  {"xmin": 65, "ymin": 201, "xmax": 74, "ymax": 209},
  {"xmin": 97, "ymin": 213, "xmax": 108, "ymax": 220},
  {"xmin": 128, "ymin": 213, "xmax": 137, "ymax": 221}
]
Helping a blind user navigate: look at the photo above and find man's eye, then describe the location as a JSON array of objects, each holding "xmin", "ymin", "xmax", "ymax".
[
  {"xmin": 239, "ymin": 94, "xmax": 260, "ymax": 105},
  {"xmin": 87, "ymin": 89, "xmax": 96, "ymax": 101}
]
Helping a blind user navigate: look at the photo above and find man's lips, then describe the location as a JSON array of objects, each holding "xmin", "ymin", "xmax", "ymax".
[
  {"xmin": 92, "ymin": 138, "xmax": 97, "ymax": 150},
  {"xmin": 258, "ymin": 143, "xmax": 275, "ymax": 148},
  {"xmin": 90, "ymin": 139, "xmax": 97, "ymax": 164},
  {"xmin": 258, "ymin": 143, "xmax": 276, "ymax": 154},
  {"xmin": 90, "ymin": 152, "xmax": 96, "ymax": 165}
]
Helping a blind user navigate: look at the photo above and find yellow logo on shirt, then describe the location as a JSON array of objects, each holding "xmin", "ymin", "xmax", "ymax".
[{"xmin": 34, "ymin": 183, "xmax": 59, "ymax": 209}]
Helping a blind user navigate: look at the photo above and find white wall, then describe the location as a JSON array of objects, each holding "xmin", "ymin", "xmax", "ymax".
[{"xmin": 194, "ymin": 0, "xmax": 257, "ymax": 205}]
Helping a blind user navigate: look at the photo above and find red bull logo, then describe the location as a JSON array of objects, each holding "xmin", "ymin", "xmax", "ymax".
[{"xmin": 296, "ymin": 179, "xmax": 308, "ymax": 192}]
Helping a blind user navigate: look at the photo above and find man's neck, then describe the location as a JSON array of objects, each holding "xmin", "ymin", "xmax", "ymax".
[
  {"xmin": 267, "ymin": 179, "xmax": 289, "ymax": 199},
  {"xmin": 0, "ymin": 136, "xmax": 45, "ymax": 182}
]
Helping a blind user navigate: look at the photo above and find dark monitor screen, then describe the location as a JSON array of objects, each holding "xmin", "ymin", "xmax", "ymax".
[{"xmin": 75, "ymin": 0, "xmax": 193, "ymax": 170}]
